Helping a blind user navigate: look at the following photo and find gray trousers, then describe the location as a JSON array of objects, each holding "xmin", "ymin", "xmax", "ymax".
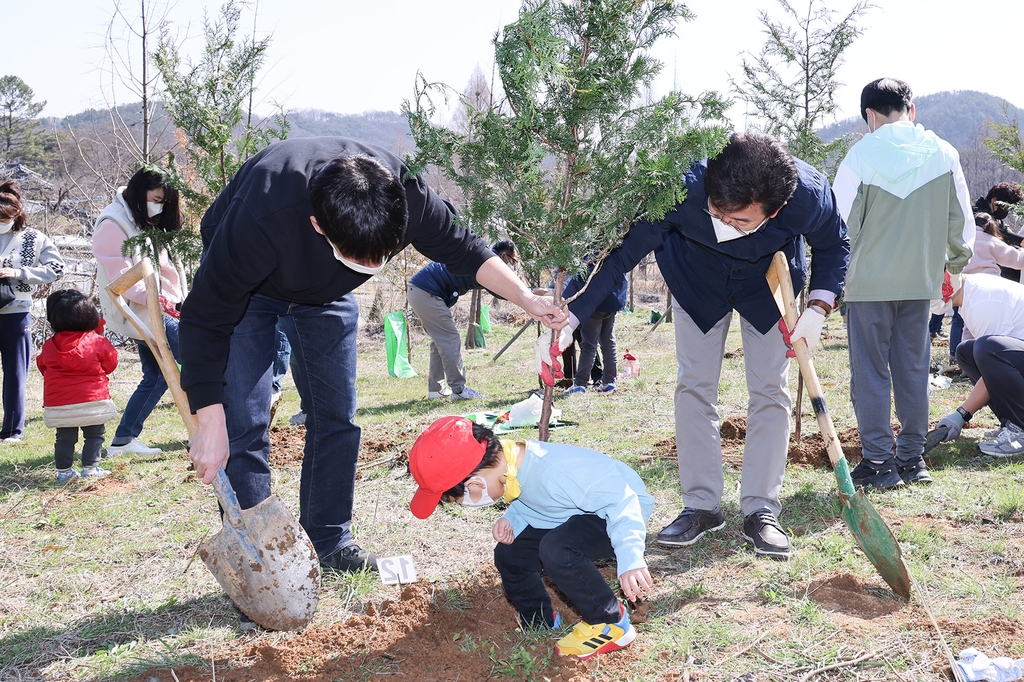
[
  {"xmin": 407, "ymin": 285, "xmax": 466, "ymax": 394},
  {"xmin": 673, "ymin": 305, "xmax": 791, "ymax": 516},
  {"xmin": 847, "ymin": 300, "xmax": 930, "ymax": 462}
]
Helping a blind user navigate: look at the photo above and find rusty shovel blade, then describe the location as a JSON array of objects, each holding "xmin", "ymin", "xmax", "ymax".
[{"xmin": 198, "ymin": 470, "xmax": 321, "ymax": 631}]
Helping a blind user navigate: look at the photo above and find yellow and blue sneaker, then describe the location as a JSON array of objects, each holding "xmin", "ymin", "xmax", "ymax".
[{"xmin": 555, "ymin": 602, "xmax": 635, "ymax": 659}]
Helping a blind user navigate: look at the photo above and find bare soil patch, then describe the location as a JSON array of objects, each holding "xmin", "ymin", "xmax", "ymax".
[
  {"xmin": 268, "ymin": 426, "xmax": 410, "ymax": 475},
  {"xmin": 129, "ymin": 568, "xmax": 621, "ymax": 682},
  {"xmin": 639, "ymin": 417, "xmax": 863, "ymax": 469},
  {"xmin": 802, "ymin": 573, "xmax": 905, "ymax": 619}
]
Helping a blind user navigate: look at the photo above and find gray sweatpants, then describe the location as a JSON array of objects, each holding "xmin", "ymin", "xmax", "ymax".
[
  {"xmin": 407, "ymin": 285, "xmax": 467, "ymax": 394},
  {"xmin": 673, "ymin": 305, "xmax": 791, "ymax": 517},
  {"xmin": 847, "ymin": 300, "xmax": 930, "ymax": 463}
]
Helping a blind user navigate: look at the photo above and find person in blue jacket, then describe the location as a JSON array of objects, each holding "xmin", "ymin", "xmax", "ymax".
[
  {"xmin": 538, "ymin": 131, "xmax": 849, "ymax": 560},
  {"xmin": 408, "ymin": 416, "xmax": 654, "ymax": 660},
  {"xmin": 408, "ymin": 240, "xmax": 518, "ymax": 400}
]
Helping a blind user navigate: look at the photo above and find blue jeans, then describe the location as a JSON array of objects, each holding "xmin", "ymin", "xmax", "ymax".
[
  {"xmin": 949, "ymin": 306, "xmax": 963, "ymax": 362},
  {"xmin": 272, "ymin": 324, "xmax": 291, "ymax": 393},
  {"xmin": 0, "ymin": 312, "xmax": 31, "ymax": 439},
  {"xmin": 223, "ymin": 293, "xmax": 359, "ymax": 559},
  {"xmin": 113, "ymin": 315, "xmax": 180, "ymax": 444}
]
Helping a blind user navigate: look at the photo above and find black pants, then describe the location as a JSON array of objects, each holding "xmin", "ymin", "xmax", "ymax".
[
  {"xmin": 956, "ymin": 336, "xmax": 1024, "ymax": 428},
  {"xmin": 54, "ymin": 424, "xmax": 105, "ymax": 470},
  {"xmin": 493, "ymin": 514, "xmax": 620, "ymax": 627}
]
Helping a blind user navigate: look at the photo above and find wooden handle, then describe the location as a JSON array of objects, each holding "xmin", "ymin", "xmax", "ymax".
[
  {"xmin": 766, "ymin": 253, "xmax": 851, "ymax": 491},
  {"xmin": 106, "ymin": 259, "xmax": 198, "ymax": 437}
]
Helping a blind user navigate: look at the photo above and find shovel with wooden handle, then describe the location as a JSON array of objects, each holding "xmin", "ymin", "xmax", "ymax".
[
  {"xmin": 106, "ymin": 259, "xmax": 321, "ymax": 630},
  {"xmin": 766, "ymin": 252, "xmax": 912, "ymax": 599}
]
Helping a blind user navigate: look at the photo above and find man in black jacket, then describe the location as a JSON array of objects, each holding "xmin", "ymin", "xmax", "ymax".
[{"xmin": 180, "ymin": 138, "xmax": 565, "ymax": 573}]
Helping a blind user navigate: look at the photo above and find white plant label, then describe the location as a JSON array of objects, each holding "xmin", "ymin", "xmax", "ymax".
[{"xmin": 378, "ymin": 554, "xmax": 418, "ymax": 585}]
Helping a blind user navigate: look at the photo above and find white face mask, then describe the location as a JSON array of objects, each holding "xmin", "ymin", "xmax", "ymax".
[
  {"xmin": 320, "ymin": 233, "xmax": 386, "ymax": 275},
  {"xmin": 147, "ymin": 202, "xmax": 164, "ymax": 218},
  {"xmin": 709, "ymin": 213, "xmax": 768, "ymax": 243},
  {"xmin": 460, "ymin": 475, "xmax": 498, "ymax": 508},
  {"xmin": 0, "ymin": 220, "xmax": 13, "ymax": 234}
]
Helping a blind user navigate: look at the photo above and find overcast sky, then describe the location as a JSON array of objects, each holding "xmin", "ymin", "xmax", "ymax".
[{"xmin": 7, "ymin": 0, "xmax": 1023, "ymax": 131}]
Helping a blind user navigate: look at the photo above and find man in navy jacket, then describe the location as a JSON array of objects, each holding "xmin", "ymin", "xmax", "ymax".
[
  {"xmin": 562, "ymin": 132, "xmax": 848, "ymax": 560},
  {"xmin": 180, "ymin": 138, "xmax": 565, "ymax": 575}
]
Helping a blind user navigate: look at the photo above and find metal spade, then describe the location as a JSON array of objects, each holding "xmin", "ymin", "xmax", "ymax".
[
  {"xmin": 107, "ymin": 259, "xmax": 321, "ymax": 629},
  {"xmin": 767, "ymin": 252, "xmax": 912, "ymax": 599}
]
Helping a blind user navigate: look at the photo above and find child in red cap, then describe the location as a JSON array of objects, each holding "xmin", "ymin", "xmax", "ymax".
[{"xmin": 409, "ymin": 416, "xmax": 654, "ymax": 659}]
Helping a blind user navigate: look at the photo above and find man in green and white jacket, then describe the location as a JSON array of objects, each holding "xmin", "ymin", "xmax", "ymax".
[{"xmin": 833, "ymin": 77, "xmax": 974, "ymax": 490}]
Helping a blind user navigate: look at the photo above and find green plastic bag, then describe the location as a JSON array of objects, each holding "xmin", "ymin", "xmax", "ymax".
[
  {"xmin": 465, "ymin": 323, "xmax": 486, "ymax": 349},
  {"xmin": 385, "ymin": 311, "xmax": 417, "ymax": 378},
  {"xmin": 480, "ymin": 304, "xmax": 492, "ymax": 333}
]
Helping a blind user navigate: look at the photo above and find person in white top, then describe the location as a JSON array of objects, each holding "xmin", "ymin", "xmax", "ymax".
[
  {"xmin": 92, "ymin": 168, "xmax": 188, "ymax": 457},
  {"xmin": 935, "ymin": 273, "xmax": 1024, "ymax": 457}
]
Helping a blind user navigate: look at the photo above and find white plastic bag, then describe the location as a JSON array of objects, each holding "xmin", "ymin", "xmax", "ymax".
[{"xmin": 506, "ymin": 392, "xmax": 561, "ymax": 427}]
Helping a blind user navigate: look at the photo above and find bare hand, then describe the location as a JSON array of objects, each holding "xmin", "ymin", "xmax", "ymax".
[
  {"xmin": 492, "ymin": 518, "xmax": 515, "ymax": 544},
  {"xmin": 619, "ymin": 567, "xmax": 653, "ymax": 603},
  {"xmin": 190, "ymin": 404, "xmax": 231, "ymax": 484},
  {"xmin": 521, "ymin": 293, "xmax": 568, "ymax": 330},
  {"xmin": 0, "ymin": 268, "xmax": 17, "ymax": 279}
]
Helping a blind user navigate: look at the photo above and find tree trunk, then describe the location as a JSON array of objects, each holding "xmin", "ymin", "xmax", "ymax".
[{"xmin": 538, "ymin": 271, "xmax": 566, "ymax": 442}]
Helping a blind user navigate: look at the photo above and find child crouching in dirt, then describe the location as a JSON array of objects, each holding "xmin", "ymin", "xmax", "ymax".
[
  {"xmin": 36, "ymin": 290, "xmax": 119, "ymax": 482},
  {"xmin": 409, "ymin": 416, "xmax": 654, "ymax": 659}
]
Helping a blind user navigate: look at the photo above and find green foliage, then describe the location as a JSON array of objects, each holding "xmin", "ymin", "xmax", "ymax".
[
  {"xmin": 404, "ymin": 0, "xmax": 729, "ymax": 290},
  {"xmin": 0, "ymin": 75, "xmax": 53, "ymax": 168},
  {"xmin": 986, "ymin": 116, "xmax": 1024, "ymax": 176},
  {"xmin": 731, "ymin": 0, "xmax": 871, "ymax": 179},
  {"xmin": 153, "ymin": 0, "xmax": 288, "ymax": 220}
]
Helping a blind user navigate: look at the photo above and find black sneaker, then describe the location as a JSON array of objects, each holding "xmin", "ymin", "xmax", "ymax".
[
  {"xmin": 321, "ymin": 543, "xmax": 379, "ymax": 573},
  {"xmin": 742, "ymin": 509, "xmax": 791, "ymax": 560},
  {"xmin": 896, "ymin": 457, "xmax": 933, "ymax": 485},
  {"xmin": 656, "ymin": 507, "xmax": 725, "ymax": 547},
  {"xmin": 235, "ymin": 606, "xmax": 259, "ymax": 632},
  {"xmin": 849, "ymin": 460, "xmax": 905, "ymax": 491}
]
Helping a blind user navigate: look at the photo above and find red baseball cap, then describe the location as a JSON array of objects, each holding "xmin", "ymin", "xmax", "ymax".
[{"xmin": 409, "ymin": 416, "xmax": 487, "ymax": 519}]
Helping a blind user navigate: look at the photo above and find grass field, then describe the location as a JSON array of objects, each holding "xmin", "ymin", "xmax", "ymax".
[{"xmin": 1, "ymin": 305, "xmax": 1022, "ymax": 681}]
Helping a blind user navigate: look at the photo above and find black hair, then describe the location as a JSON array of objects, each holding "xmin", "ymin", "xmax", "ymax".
[
  {"xmin": 975, "ymin": 212, "xmax": 1003, "ymax": 241},
  {"xmin": 860, "ymin": 78, "xmax": 913, "ymax": 122},
  {"xmin": 46, "ymin": 289, "xmax": 100, "ymax": 333},
  {"xmin": 309, "ymin": 154, "xmax": 408, "ymax": 264},
  {"xmin": 704, "ymin": 131, "xmax": 798, "ymax": 215},
  {"xmin": 985, "ymin": 182, "xmax": 1024, "ymax": 220},
  {"xmin": 0, "ymin": 179, "xmax": 28, "ymax": 231},
  {"xmin": 122, "ymin": 168, "xmax": 183, "ymax": 233},
  {"xmin": 440, "ymin": 423, "xmax": 504, "ymax": 504},
  {"xmin": 492, "ymin": 239, "xmax": 518, "ymax": 262}
]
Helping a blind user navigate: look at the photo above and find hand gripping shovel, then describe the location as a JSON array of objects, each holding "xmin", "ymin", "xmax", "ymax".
[
  {"xmin": 766, "ymin": 252, "xmax": 912, "ymax": 599},
  {"xmin": 107, "ymin": 259, "xmax": 320, "ymax": 630}
]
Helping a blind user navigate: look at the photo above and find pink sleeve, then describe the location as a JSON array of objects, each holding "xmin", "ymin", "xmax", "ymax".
[
  {"xmin": 93, "ymin": 220, "xmax": 146, "ymax": 306},
  {"xmin": 992, "ymin": 240, "xmax": 1024, "ymax": 271}
]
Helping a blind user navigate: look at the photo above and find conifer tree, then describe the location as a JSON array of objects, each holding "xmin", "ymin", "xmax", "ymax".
[
  {"xmin": 731, "ymin": 0, "xmax": 872, "ymax": 179},
  {"xmin": 405, "ymin": 0, "xmax": 729, "ymax": 439}
]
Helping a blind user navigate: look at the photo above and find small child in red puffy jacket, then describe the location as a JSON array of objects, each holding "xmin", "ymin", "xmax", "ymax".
[{"xmin": 36, "ymin": 290, "xmax": 118, "ymax": 482}]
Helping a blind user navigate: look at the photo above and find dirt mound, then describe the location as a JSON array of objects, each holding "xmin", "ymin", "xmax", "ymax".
[
  {"xmin": 802, "ymin": 573, "xmax": 905, "ymax": 619},
  {"xmin": 129, "ymin": 569, "xmax": 619, "ymax": 682},
  {"xmin": 640, "ymin": 418, "xmax": 862, "ymax": 469},
  {"xmin": 269, "ymin": 426, "xmax": 409, "ymax": 474}
]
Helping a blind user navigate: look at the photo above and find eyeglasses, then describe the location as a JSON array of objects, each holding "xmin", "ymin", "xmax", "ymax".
[{"xmin": 704, "ymin": 200, "xmax": 769, "ymax": 233}]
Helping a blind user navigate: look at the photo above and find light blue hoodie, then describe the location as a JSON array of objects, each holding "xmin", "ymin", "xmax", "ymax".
[{"xmin": 502, "ymin": 440, "xmax": 654, "ymax": 576}]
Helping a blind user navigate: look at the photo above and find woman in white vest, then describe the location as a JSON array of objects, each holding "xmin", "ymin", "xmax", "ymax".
[
  {"xmin": 0, "ymin": 180, "xmax": 65, "ymax": 442},
  {"xmin": 93, "ymin": 169, "xmax": 187, "ymax": 456}
]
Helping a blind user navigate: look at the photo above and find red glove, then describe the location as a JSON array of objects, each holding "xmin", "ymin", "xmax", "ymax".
[
  {"xmin": 778, "ymin": 318, "xmax": 795, "ymax": 359},
  {"xmin": 534, "ymin": 327, "xmax": 573, "ymax": 386},
  {"xmin": 159, "ymin": 295, "xmax": 180, "ymax": 319}
]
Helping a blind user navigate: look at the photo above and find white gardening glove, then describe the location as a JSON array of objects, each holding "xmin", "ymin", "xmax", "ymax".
[
  {"xmin": 956, "ymin": 648, "xmax": 1024, "ymax": 682},
  {"xmin": 787, "ymin": 306, "xmax": 827, "ymax": 351},
  {"xmin": 533, "ymin": 327, "xmax": 573, "ymax": 386}
]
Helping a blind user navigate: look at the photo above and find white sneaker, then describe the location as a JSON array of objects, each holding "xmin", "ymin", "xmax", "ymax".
[
  {"xmin": 289, "ymin": 411, "xmax": 306, "ymax": 426},
  {"xmin": 427, "ymin": 385, "xmax": 453, "ymax": 399},
  {"xmin": 451, "ymin": 387, "xmax": 484, "ymax": 400},
  {"xmin": 106, "ymin": 438, "xmax": 162, "ymax": 457},
  {"xmin": 979, "ymin": 422, "xmax": 1024, "ymax": 457},
  {"xmin": 81, "ymin": 465, "xmax": 110, "ymax": 478}
]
